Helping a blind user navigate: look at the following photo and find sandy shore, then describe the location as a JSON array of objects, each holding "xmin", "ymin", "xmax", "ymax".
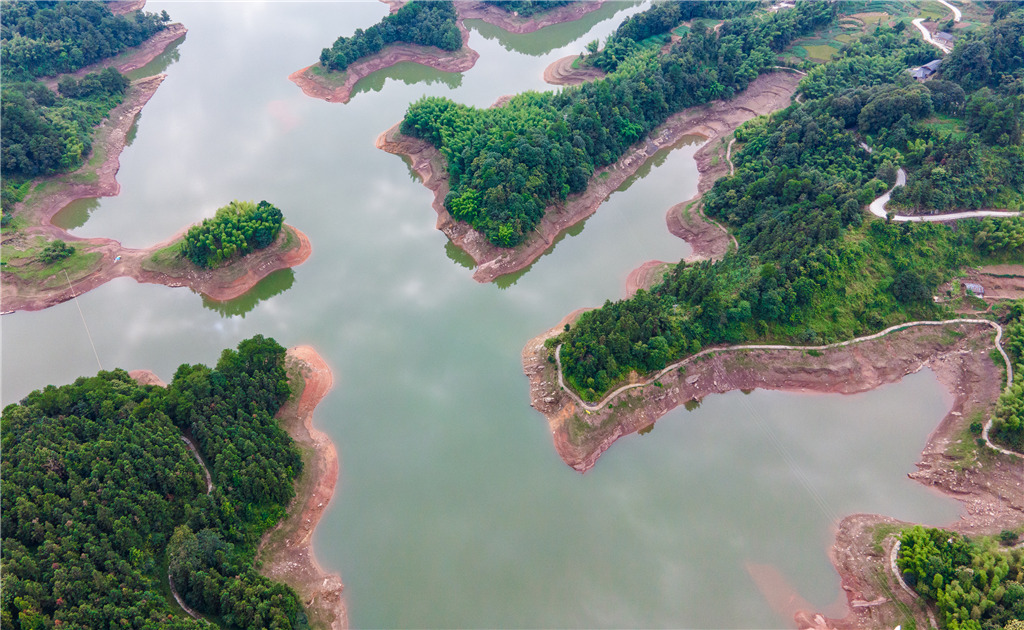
[
  {"xmin": 3, "ymin": 66, "xmax": 310, "ymax": 313},
  {"xmin": 377, "ymin": 72, "xmax": 799, "ymax": 284},
  {"xmin": 258, "ymin": 346, "xmax": 346, "ymax": 630}
]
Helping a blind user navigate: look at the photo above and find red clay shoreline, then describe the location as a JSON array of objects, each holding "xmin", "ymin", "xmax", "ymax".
[
  {"xmin": 259, "ymin": 346, "xmax": 346, "ymax": 630},
  {"xmin": 2, "ymin": 32, "xmax": 310, "ymax": 314},
  {"xmin": 376, "ymin": 72, "xmax": 799, "ymax": 283},
  {"xmin": 129, "ymin": 347, "xmax": 346, "ymax": 629},
  {"xmin": 289, "ymin": 0, "xmax": 609, "ymax": 105}
]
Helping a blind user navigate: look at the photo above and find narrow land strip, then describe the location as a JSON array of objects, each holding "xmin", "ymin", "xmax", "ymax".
[
  {"xmin": 257, "ymin": 346, "xmax": 346, "ymax": 630},
  {"xmin": 378, "ymin": 72, "xmax": 800, "ymax": 283}
]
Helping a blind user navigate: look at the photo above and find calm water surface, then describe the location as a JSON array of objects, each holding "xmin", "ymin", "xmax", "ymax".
[{"xmin": 2, "ymin": 2, "xmax": 961, "ymax": 627}]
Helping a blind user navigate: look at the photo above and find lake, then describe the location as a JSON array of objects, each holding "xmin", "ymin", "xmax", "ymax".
[{"xmin": 1, "ymin": 2, "xmax": 961, "ymax": 627}]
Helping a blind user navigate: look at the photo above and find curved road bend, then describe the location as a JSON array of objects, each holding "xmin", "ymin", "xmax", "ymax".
[{"xmin": 555, "ymin": 319, "xmax": 1018, "ymax": 457}]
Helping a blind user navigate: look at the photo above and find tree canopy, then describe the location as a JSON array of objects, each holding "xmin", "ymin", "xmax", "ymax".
[
  {"xmin": 180, "ymin": 200, "xmax": 285, "ymax": 269},
  {"xmin": 0, "ymin": 0, "xmax": 169, "ymax": 82},
  {"xmin": 319, "ymin": 0, "xmax": 460, "ymax": 72},
  {"xmin": 1, "ymin": 336, "xmax": 310, "ymax": 630},
  {"xmin": 551, "ymin": 14, "xmax": 1024, "ymax": 406},
  {"xmin": 401, "ymin": 2, "xmax": 835, "ymax": 247}
]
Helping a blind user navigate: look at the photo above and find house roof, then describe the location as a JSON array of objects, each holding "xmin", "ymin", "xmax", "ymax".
[
  {"xmin": 923, "ymin": 59, "xmax": 942, "ymax": 71},
  {"xmin": 934, "ymin": 31, "xmax": 955, "ymax": 43}
]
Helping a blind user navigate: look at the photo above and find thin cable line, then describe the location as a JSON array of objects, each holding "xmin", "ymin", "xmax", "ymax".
[{"xmin": 64, "ymin": 269, "xmax": 103, "ymax": 371}]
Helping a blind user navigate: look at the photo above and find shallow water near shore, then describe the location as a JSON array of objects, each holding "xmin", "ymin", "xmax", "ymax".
[{"xmin": 2, "ymin": 2, "xmax": 961, "ymax": 628}]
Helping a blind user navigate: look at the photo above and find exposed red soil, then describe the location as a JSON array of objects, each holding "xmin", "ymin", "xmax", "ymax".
[
  {"xmin": 258, "ymin": 346, "xmax": 346, "ymax": 630},
  {"xmin": 542, "ymin": 54, "xmax": 606, "ymax": 86},
  {"xmin": 378, "ymin": 72, "xmax": 798, "ymax": 284},
  {"xmin": 288, "ymin": 22, "xmax": 479, "ymax": 105},
  {"xmin": 3, "ymin": 70, "xmax": 310, "ymax": 314},
  {"xmin": 458, "ymin": 0, "xmax": 609, "ymax": 34},
  {"xmin": 108, "ymin": 0, "xmax": 148, "ymax": 15},
  {"xmin": 523, "ymin": 319, "xmax": 1023, "ymax": 629}
]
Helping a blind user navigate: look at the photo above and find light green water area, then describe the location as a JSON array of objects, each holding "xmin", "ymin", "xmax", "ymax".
[{"xmin": 2, "ymin": 2, "xmax": 961, "ymax": 627}]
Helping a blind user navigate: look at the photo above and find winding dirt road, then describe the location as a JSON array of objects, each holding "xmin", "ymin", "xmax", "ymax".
[{"xmin": 555, "ymin": 319, "xmax": 1019, "ymax": 458}]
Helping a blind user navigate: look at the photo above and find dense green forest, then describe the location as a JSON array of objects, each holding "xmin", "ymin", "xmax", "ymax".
[
  {"xmin": 401, "ymin": 2, "xmax": 835, "ymax": 247},
  {"xmin": 319, "ymin": 0, "xmax": 460, "ymax": 72},
  {"xmin": 1, "ymin": 67, "xmax": 129, "ymax": 181},
  {"xmin": 991, "ymin": 300, "xmax": 1024, "ymax": 452},
  {"xmin": 887, "ymin": 9, "xmax": 1024, "ymax": 212},
  {"xmin": 482, "ymin": 1, "xmax": 575, "ymax": 18},
  {"xmin": 550, "ymin": 9, "xmax": 1024, "ymax": 410},
  {"xmin": 180, "ymin": 200, "xmax": 285, "ymax": 269},
  {"xmin": 587, "ymin": 1, "xmax": 753, "ymax": 73},
  {"xmin": 0, "ymin": 0, "xmax": 169, "ymax": 82},
  {"xmin": 897, "ymin": 525, "xmax": 1024, "ymax": 630},
  {"xmin": 1, "ymin": 336, "xmax": 310, "ymax": 630}
]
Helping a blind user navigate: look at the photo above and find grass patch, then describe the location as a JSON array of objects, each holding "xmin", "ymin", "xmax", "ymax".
[
  {"xmin": 917, "ymin": 1, "xmax": 951, "ymax": 21},
  {"xmin": 872, "ymin": 522, "xmax": 903, "ymax": 554},
  {"xmin": 918, "ymin": 114, "xmax": 967, "ymax": 140},
  {"xmin": 802, "ymin": 43, "xmax": 840, "ymax": 61},
  {"xmin": 0, "ymin": 237, "xmax": 103, "ymax": 286},
  {"xmin": 143, "ymin": 241, "xmax": 186, "ymax": 273}
]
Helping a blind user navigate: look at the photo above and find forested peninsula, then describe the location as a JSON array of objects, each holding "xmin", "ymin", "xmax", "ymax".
[
  {"xmin": 1, "ymin": 337, "xmax": 344, "ymax": 629},
  {"xmin": 289, "ymin": 0, "xmax": 611, "ymax": 105},
  {"xmin": 520, "ymin": 3, "xmax": 1022, "ymax": 628},
  {"xmin": 0, "ymin": 3, "xmax": 310, "ymax": 314},
  {"xmin": 388, "ymin": 2, "xmax": 834, "ymax": 277}
]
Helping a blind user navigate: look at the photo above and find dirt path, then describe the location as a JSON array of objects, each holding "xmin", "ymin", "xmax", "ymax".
[
  {"xmin": 2, "ymin": 73, "xmax": 311, "ymax": 314},
  {"xmin": 257, "ymin": 346, "xmax": 346, "ymax": 630},
  {"xmin": 378, "ymin": 72, "xmax": 799, "ymax": 284}
]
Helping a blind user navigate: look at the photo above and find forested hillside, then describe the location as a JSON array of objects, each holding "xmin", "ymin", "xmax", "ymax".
[
  {"xmin": 587, "ymin": 0, "xmax": 753, "ymax": 73},
  {"xmin": 0, "ymin": 0, "xmax": 169, "ymax": 81},
  {"xmin": 1, "ymin": 336, "xmax": 310, "ymax": 629},
  {"xmin": 401, "ymin": 2, "xmax": 835, "ymax": 247},
  {"xmin": 897, "ymin": 525, "xmax": 1024, "ymax": 630},
  {"xmin": 319, "ymin": 0, "xmax": 460, "ymax": 72},
  {"xmin": 549, "ymin": 8, "xmax": 1024, "ymax": 413},
  {"xmin": 991, "ymin": 301, "xmax": 1024, "ymax": 452},
  {"xmin": 1, "ymin": 67, "xmax": 129, "ymax": 180}
]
